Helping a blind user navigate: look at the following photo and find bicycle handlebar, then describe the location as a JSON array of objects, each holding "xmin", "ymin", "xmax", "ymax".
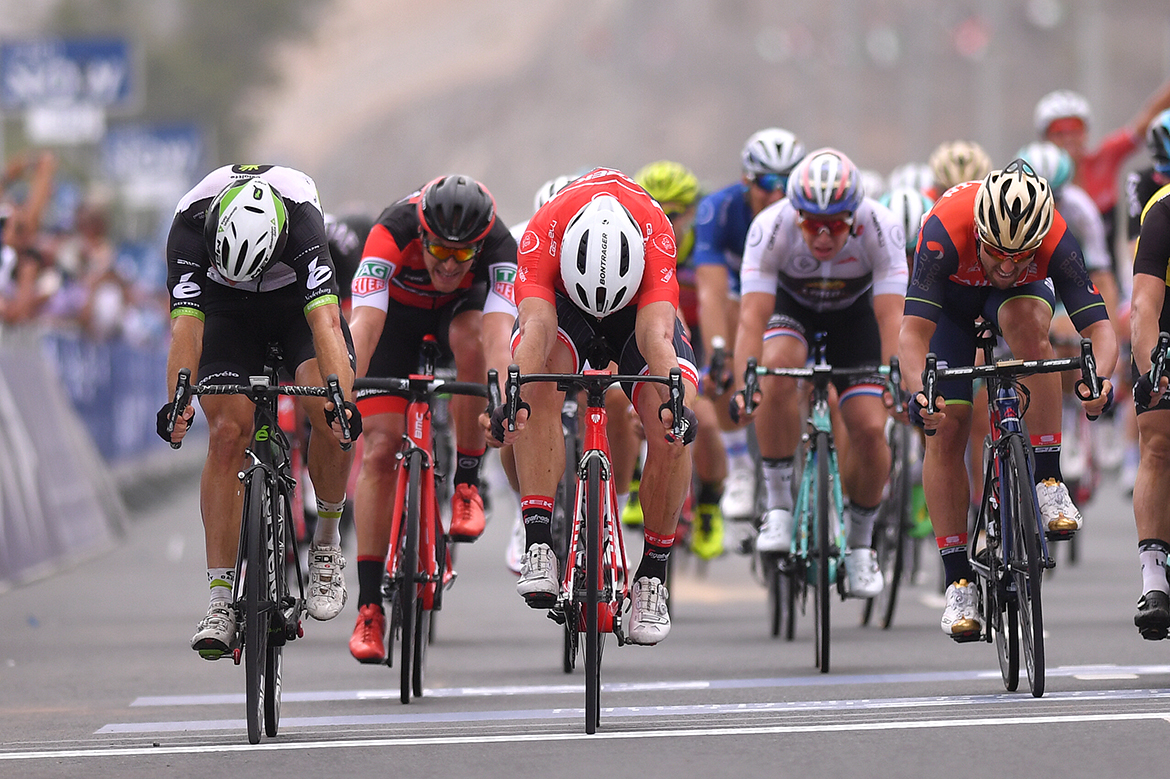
[
  {"xmin": 739, "ymin": 356, "xmax": 898, "ymax": 417},
  {"xmin": 167, "ymin": 369, "xmax": 350, "ymax": 450},
  {"xmin": 497, "ymin": 364, "xmax": 687, "ymax": 440},
  {"xmin": 1151, "ymin": 331, "xmax": 1170, "ymax": 390},
  {"xmin": 354, "ymin": 376, "xmax": 489, "ymax": 399}
]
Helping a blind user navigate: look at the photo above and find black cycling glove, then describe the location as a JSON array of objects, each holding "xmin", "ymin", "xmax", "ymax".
[
  {"xmin": 660, "ymin": 403, "xmax": 698, "ymax": 445},
  {"xmin": 907, "ymin": 391, "xmax": 934, "ymax": 436},
  {"xmin": 156, "ymin": 402, "xmax": 179, "ymax": 443},
  {"xmin": 325, "ymin": 401, "xmax": 362, "ymax": 440},
  {"xmin": 1134, "ymin": 374, "xmax": 1155, "ymax": 409},
  {"xmin": 489, "ymin": 400, "xmax": 530, "ymax": 442}
]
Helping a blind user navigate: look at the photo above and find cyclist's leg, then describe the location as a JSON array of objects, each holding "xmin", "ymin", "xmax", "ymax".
[
  {"xmin": 754, "ymin": 307, "xmax": 808, "ymax": 553},
  {"xmin": 996, "ymin": 286, "xmax": 1081, "ymax": 533},
  {"xmin": 447, "ymin": 307, "xmax": 490, "ymax": 541},
  {"xmin": 690, "ymin": 395, "xmax": 728, "ymax": 559},
  {"xmin": 1133, "ymin": 400, "xmax": 1170, "ymax": 638}
]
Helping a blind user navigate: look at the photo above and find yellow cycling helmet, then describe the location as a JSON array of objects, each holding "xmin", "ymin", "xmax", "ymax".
[{"xmin": 634, "ymin": 161, "xmax": 701, "ymax": 209}]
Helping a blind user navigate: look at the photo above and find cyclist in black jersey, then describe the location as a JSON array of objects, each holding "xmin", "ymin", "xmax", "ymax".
[{"xmin": 159, "ymin": 164, "xmax": 358, "ymax": 660}]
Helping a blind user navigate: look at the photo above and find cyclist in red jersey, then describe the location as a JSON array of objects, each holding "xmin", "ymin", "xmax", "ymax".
[
  {"xmin": 491, "ymin": 167, "xmax": 699, "ymax": 646},
  {"xmin": 1034, "ymin": 80, "xmax": 1170, "ymax": 263},
  {"xmin": 899, "ymin": 160, "xmax": 1116, "ymax": 641},
  {"xmin": 346, "ymin": 175, "xmax": 517, "ymax": 663}
]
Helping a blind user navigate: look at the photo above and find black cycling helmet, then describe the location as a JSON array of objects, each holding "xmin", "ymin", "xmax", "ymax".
[{"xmin": 417, "ymin": 175, "xmax": 496, "ymax": 243}]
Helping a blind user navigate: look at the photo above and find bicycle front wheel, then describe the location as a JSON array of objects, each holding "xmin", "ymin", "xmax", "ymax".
[
  {"xmin": 243, "ymin": 475, "xmax": 272, "ymax": 744},
  {"xmin": 1006, "ymin": 435, "xmax": 1045, "ymax": 697},
  {"xmin": 584, "ymin": 457, "xmax": 602, "ymax": 734},
  {"xmin": 398, "ymin": 450, "xmax": 423, "ymax": 704},
  {"xmin": 813, "ymin": 432, "xmax": 832, "ymax": 673}
]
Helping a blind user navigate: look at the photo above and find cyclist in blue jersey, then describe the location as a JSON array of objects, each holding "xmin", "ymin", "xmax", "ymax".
[{"xmin": 693, "ymin": 128, "xmax": 805, "ymax": 526}]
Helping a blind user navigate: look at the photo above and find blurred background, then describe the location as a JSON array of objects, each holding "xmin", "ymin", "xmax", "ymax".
[{"xmin": 0, "ymin": 0, "xmax": 1167, "ymax": 586}]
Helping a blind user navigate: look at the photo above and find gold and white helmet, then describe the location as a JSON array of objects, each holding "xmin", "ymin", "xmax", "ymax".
[
  {"xmin": 974, "ymin": 159, "xmax": 1054, "ymax": 254},
  {"xmin": 929, "ymin": 140, "xmax": 992, "ymax": 192}
]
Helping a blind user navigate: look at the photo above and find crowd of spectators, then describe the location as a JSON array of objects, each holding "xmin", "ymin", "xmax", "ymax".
[{"xmin": 0, "ymin": 149, "xmax": 167, "ymax": 344}]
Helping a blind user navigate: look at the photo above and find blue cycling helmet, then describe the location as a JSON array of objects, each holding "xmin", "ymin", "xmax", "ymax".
[
  {"xmin": 1015, "ymin": 141, "xmax": 1074, "ymax": 191},
  {"xmin": 880, "ymin": 187, "xmax": 935, "ymax": 254},
  {"xmin": 1147, "ymin": 109, "xmax": 1170, "ymax": 175},
  {"xmin": 786, "ymin": 148, "xmax": 863, "ymax": 216}
]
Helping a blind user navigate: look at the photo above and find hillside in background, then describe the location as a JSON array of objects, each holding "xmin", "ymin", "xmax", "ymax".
[{"xmin": 249, "ymin": 0, "xmax": 1170, "ymax": 223}]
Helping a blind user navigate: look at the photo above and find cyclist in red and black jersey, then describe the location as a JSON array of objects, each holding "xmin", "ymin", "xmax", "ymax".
[
  {"xmin": 491, "ymin": 167, "xmax": 699, "ymax": 646},
  {"xmin": 899, "ymin": 160, "xmax": 1117, "ymax": 641},
  {"xmin": 346, "ymin": 175, "xmax": 517, "ymax": 663}
]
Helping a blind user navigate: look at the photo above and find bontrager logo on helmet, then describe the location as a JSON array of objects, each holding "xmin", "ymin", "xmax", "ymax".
[
  {"xmin": 203, "ymin": 177, "xmax": 288, "ymax": 283},
  {"xmin": 974, "ymin": 159, "xmax": 1055, "ymax": 253},
  {"xmin": 418, "ymin": 175, "xmax": 496, "ymax": 244},
  {"xmin": 787, "ymin": 148, "xmax": 863, "ymax": 216},
  {"xmin": 560, "ymin": 195, "xmax": 645, "ymax": 318}
]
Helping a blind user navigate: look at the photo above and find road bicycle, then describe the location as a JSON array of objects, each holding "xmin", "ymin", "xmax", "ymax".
[
  {"xmin": 740, "ymin": 334, "xmax": 895, "ymax": 673},
  {"xmin": 354, "ymin": 335, "xmax": 488, "ymax": 704},
  {"xmin": 492, "ymin": 364, "xmax": 687, "ymax": 734},
  {"xmin": 862, "ymin": 359, "xmax": 916, "ymax": 630},
  {"xmin": 166, "ymin": 345, "xmax": 352, "ymax": 744},
  {"xmin": 922, "ymin": 320, "xmax": 1101, "ymax": 697}
]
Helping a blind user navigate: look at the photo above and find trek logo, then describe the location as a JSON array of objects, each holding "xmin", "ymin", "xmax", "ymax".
[
  {"xmin": 172, "ymin": 273, "xmax": 201, "ymax": 299},
  {"xmin": 306, "ymin": 258, "xmax": 333, "ymax": 289}
]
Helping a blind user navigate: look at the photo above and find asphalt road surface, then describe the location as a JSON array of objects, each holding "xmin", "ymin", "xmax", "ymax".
[{"xmin": 2, "ymin": 454, "xmax": 1168, "ymax": 778}]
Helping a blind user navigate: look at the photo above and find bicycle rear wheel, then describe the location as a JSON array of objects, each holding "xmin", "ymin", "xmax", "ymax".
[
  {"xmin": 1006, "ymin": 435, "xmax": 1045, "ymax": 697},
  {"xmin": 243, "ymin": 475, "xmax": 271, "ymax": 745},
  {"xmin": 584, "ymin": 457, "xmax": 603, "ymax": 734},
  {"xmin": 812, "ymin": 432, "xmax": 832, "ymax": 673},
  {"xmin": 399, "ymin": 450, "xmax": 422, "ymax": 704}
]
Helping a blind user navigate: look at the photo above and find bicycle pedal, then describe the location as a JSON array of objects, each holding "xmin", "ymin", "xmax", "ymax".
[
  {"xmin": 546, "ymin": 609, "xmax": 567, "ymax": 625},
  {"xmin": 1045, "ymin": 529, "xmax": 1075, "ymax": 542},
  {"xmin": 948, "ymin": 630, "xmax": 982, "ymax": 644},
  {"xmin": 1138, "ymin": 626, "xmax": 1169, "ymax": 641},
  {"xmin": 523, "ymin": 593, "xmax": 557, "ymax": 610}
]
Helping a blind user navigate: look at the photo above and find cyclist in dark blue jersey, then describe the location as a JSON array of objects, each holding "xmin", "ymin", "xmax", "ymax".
[{"xmin": 693, "ymin": 128, "xmax": 804, "ymax": 525}]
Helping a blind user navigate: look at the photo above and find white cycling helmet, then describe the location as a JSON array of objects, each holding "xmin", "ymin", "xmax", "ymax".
[
  {"xmin": 880, "ymin": 187, "xmax": 934, "ymax": 254},
  {"xmin": 859, "ymin": 168, "xmax": 888, "ymax": 200},
  {"xmin": 533, "ymin": 175, "xmax": 574, "ymax": 213},
  {"xmin": 560, "ymin": 195, "xmax": 645, "ymax": 318},
  {"xmin": 204, "ymin": 177, "xmax": 289, "ymax": 282},
  {"xmin": 887, "ymin": 162, "xmax": 934, "ymax": 195},
  {"xmin": 741, "ymin": 128, "xmax": 805, "ymax": 177},
  {"xmin": 1034, "ymin": 89, "xmax": 1091, "ymax": 135},
  {"xmin": 974, "ymin": 159, "xmax": 1055, "ymax": 254},
  {"xmin": 1015, "ymin": 141, "xmax": 1074, "ymax": 191}
]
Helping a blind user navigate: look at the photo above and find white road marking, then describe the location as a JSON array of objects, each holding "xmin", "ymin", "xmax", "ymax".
[{"xmin": 3, "ymin": 711, "xmax": 1170, "ymax": 761}]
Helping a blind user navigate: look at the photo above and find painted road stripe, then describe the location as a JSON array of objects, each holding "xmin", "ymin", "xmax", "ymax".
[
  {"xmin": 2, "ymin": 711, "xmax": 1169, "ymax": 761},
  {"xmin": 100, "ymin": 687, "xmax": 1170, "ymax": 734},
  {"xmin": 129, "ymin": 664, "xmax": 1170, "ymax": 707}
]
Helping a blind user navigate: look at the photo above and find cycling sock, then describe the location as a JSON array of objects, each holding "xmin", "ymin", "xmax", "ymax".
[
  {"xmin": 521, "ymin": 495, "xmax": 555, "ymax": 548},
  {"xmin": 454, "ymin": 447, "xmax": 485, "ymax": 486},
  {"xmin": 698, "ymin": 481, "xmax": 722, "ymax": 506},
  {"xmin": 762, "ymin": 457, "xmax": 795, "ymax": 511},
  {"xmin": 313, "ymin": 497, "xmax": 345, "ymax": 547},
  {"xmin": 1138, "ymin": 539, "xmax": 1170, "ymax": 595},
  {"xmin": 356, "ymin": 557, "xmax": 385, "ymax": 608},
  {"xmin": 207, "ymin": 567, "xmax": 235, "ymax": 606},
  {"xmin": 1031, "ymin": 433, "xmax": 1062, "ymax": 483},
  {"xmin": 938, "ymin": 533, "xmax": 973, "ymax": 584},
  {"xmin": 721, "ymin": 428, "xmax": 753, "ymax": 472},
  {"xmin": 846, "ymin": 502, "xmax": 881, "ymax": 549},
  {"xmin": 636, "ymin": 529, "xmax": 674, "ymax": 582}
]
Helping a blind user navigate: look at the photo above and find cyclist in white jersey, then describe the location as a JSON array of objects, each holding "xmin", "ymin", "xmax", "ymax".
[{"xmin": 732, "ymin": 148, "xmax": 908, "ymax": 598}]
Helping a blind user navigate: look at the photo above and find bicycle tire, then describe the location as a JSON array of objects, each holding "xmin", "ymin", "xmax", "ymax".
[
  {"xmin": 584, "ymin": 456, "xmax": 602, "ymax": 734},
  {"xmin": 399, "ymin": 450, "xmax": 422, "ymax": 704},
  {"xmin": 813, "ymin": 431, "xmax": 832, "ymax": 673},
  {"xmin": 991, "ymin": 574, "xmax": 1020, "ymax": 692},
  {"xmin": 243, "ymin": 475, "xmax": 271, "ymax": 745},
  {"xmin": 264, "ymin": 490, "xmax": 291, "ymax": 738},
  {"xmin": 765, "ymin": 554, "xmax": 783, "ymax": 637},
  {"xmin": 1006, "ymin": 434, "xmax": 1045, "ymax": 697},
  {"xmin": 555, "ymin": 411, "xmax": 579, "ymax": 672},
  {"xmin": 412, "ymin": 598, "xmax": 429, "ymax": 698},
  {"xmin": 871, "ymin": 422, "xmax": 910, "ymax": 628}
]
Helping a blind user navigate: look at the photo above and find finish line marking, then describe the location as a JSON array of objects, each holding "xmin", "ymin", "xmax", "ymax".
[
  {"xmin": 3, "ymin": 711, "xmax": 1170, "ymax": 761},
  {"xmin": 129, "ymin": 664, "xmax": 1170, "ymax": 707}
]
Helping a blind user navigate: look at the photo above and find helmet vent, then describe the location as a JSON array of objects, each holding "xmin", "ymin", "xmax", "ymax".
[{"xmin": 577, "ymin": 230, "xmax": 590, "ymax": 274}]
